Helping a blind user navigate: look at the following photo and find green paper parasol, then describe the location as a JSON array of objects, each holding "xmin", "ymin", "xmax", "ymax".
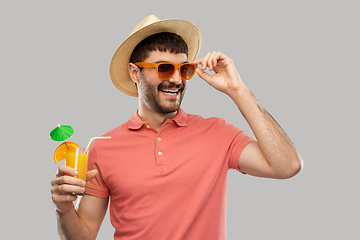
[{"xmin": 50, "ymin": 124, "xmax": 74, "ymax": 141}]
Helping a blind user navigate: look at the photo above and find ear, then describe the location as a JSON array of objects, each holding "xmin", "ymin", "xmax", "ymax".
[{"xmin": 128, "ymin": 63, "xmax": 140, "ymax": 84}]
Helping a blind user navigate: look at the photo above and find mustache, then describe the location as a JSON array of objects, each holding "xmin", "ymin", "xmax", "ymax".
[{"xmin": 158, "ymin": 81, "xmax": 185, "ymax": 91}]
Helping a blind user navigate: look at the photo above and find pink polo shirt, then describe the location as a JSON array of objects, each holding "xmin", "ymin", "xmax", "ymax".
[{"xmin": 85, "ymin": 108, "xmax": 255, "ymax": 240}]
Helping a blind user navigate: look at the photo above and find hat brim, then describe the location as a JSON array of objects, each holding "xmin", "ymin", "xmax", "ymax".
[{"xmin": 110, "ymin": 19, "xmax": 202, "ymax": 97}]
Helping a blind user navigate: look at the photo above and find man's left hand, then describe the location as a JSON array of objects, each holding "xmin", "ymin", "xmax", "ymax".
[{"xmin": 194, "ymin": 51, "xmax": 244, "ymax": 96}]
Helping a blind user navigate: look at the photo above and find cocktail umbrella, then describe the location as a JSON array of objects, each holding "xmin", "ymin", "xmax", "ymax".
[{"xmin": 50, "ymin": 124, "xmax": 74, "ymax": 141}]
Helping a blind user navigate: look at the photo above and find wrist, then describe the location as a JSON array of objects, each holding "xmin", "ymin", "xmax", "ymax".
[
  {"xmin": 227, "ymin": 84, "xmax": 252, "ymax": 104},
  {"xmin": 55, "ymin": 203, "xmax": 75, "ymax": 216}
]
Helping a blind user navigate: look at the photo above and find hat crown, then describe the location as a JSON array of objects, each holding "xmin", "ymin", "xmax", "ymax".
[{"xmin": 130, "ymin": 15, "xmax": 161, "ymax": 35}]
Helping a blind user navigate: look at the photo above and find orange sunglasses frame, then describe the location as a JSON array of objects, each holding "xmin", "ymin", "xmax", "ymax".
[{"xmin": 134, "ymin": 62, "xmax": 198, "ymax": 80}]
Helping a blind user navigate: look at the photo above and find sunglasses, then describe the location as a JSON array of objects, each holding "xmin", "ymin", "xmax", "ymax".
[{"xmin": 134, "ymin": 62, "xmax": 197, "ymax": 81}]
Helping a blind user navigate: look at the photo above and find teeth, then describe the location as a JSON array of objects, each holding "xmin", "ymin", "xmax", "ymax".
[
  {"xmin": 161, "ymin": 89, "xmax": 179, "ymax": 95},
  {"xmin": 163, "ymin": 89, "xmax": 178, "ymax": 92}
]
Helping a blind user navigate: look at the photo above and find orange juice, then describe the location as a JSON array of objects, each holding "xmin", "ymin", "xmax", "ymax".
[{"xmin": 65, "ymin": 151, "xmax": 88, "ymax": 182}]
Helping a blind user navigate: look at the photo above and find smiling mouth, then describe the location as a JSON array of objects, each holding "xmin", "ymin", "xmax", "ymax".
[{"xmin": 160, "ymin": 89, "xmax": 180, "ymax": 95}]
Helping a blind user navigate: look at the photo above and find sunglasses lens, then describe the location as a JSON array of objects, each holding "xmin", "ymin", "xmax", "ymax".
[
  {"xmin": 157, "ymin": 63, "xmax": 196, "ymax": 80},
  {"xmin": 180, "ymin": 64, "xmax": 195, "ymax": 80},
  {"xmin": 158, "ymin": 64, "xmax": 175, "ymax": 79}
]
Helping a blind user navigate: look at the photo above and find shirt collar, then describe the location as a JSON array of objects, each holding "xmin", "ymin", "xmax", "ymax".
[
  {"xmin": 127, "ymin": 110, "xmax": 144, "ymax": 130},
  {"xmin": 127, "ymin": 108, "xmax": 188, "ymax": 130},
  {"xmin": 172, "ymin": 108, "xmax": 187, "ymax": 127}
]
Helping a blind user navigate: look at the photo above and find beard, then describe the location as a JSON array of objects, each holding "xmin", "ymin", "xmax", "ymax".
[{"xmin": 139, "ymin": 72, "xmax": 186, "ymax": 114}]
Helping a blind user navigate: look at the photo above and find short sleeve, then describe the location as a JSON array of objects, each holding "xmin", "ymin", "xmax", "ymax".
[
  {"xmin": 216, "ymin": 119, "xmax": 255, "ymax": 173},
  {"xmin": 228, "ymin": 130, "xmax": 256, "ymax": 173}
]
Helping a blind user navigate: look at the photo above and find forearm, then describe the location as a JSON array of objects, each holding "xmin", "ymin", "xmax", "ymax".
[
  {"xmin": 195, "ymin": 51, "xmax": 301, "ymax": 177},
  {"xmin": 229, "ymin": 85, "xmax": 302, "ymax": 178},
  {"xmin": 56, "ymin": 205, "xmax": 92, "ymax": 240}
]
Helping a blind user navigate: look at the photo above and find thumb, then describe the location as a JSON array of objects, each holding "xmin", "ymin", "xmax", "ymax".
[
  {"xmin": 196, "ymin": 68, "xmax": 212, "ymax": 83},
  {"xmin": 86, "ymin": 169, "xmax": 98, "ymax": 181}
]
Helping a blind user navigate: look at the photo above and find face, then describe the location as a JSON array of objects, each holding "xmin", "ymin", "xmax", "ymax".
[{"xmin": 137, "ymin": 50, "xmax": 188, "ymax": 114}]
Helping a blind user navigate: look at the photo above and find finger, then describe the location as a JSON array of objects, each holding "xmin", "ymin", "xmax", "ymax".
[
  {"xmin": 201, "ymin": 52, "xmax": 212, "ymax": 70},
  {"xmin": 52, "ymin": 192, "xmax": 78, "ymax": 203},
  {"xmin": 208, "ymin": 51, "xmax": 218, "ymax": 71},
  {"xmin": 193, "ymin": 58, "xmax": 203, "ymax": 65},
  {"xmin": 51, "ymin": 183, "xmax": 85, "ymax": 195},
  {"xmin": 55, "ymin": 175, "xmax": 86, "ymax": 187},
  {"xmin": 193, "ymin": 59, "xmax": 205, "ymax": 71},
  {"xmin": 56, "ymin": 165, "xmax": 79, "ymax": 178},
  {"xmin": 86, "ymin": 169, "xmax": 98, "ymax": 181},
  {"xmin": 212, "ymin": 51, "xmax": 222, "ymax": 69},
  {"xmin": 196, "ymin": 68, "xmax": 212, "ymax": 83}
]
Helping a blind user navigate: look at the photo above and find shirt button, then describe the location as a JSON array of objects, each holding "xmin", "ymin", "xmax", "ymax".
[
  {"xmin": 157, "ymin": 137, "xmax": 161, "ymax": 141},
  {"xmin": 158, "ymin": 151, "xmax": 162, "ymax": 156},
  {"xmin": 146, "ymin": 125, "xmax": 150, "ymax": 129}
]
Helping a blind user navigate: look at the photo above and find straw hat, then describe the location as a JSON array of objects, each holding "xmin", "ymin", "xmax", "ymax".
[{"xmin": 109, "ymin": 15, "xmax": 202, "ymax": 97}]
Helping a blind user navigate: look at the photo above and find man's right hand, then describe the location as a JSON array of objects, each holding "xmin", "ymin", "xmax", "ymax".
[{"xmin": 51, "ymin": 165, "xmax": 98, "ymax": 213}]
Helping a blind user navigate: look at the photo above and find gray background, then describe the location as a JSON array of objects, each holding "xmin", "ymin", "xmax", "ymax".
[{"xmin": 1, "ymin": 0, "xmax": 359, "ymax": 239}]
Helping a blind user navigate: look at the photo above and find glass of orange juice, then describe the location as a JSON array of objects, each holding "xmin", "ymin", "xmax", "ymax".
[{"xmin": 65, "ymin": 147, "xmax": 88, "ymax": 195}]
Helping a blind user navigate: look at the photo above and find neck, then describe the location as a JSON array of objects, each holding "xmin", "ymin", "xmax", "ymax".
[{"xmin": 137, "ymin": 106, "xmax": 178, "ymax": 131}]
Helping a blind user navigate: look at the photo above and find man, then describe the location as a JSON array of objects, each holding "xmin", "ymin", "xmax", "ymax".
[{"xmin": 51, "ymin": 15, "xmax": 302, "ymax": 240}]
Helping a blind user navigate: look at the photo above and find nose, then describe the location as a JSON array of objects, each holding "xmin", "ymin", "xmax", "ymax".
[{"xmin": 169, "ymin": 68, "xmax": 182, "ymax": 85}]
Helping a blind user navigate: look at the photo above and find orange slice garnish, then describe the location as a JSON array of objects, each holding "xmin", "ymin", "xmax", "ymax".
[{"xmin": 54, "ymin": 141, "xmax": 80, "ymax": 163}]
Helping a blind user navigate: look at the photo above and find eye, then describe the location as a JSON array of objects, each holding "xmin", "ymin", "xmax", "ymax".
[
  {"xmin": 158, "ymin": 64, "xmax": 174, "ymax": 72},
  {"xmin": 181, "ymin": 65, "xmax": 189, "ymax": 71}
]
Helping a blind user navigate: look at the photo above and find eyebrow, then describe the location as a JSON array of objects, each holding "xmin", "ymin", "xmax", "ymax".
[{"xmin": 154, "ymin": 60, "xmax": 189, "ymax": 64}]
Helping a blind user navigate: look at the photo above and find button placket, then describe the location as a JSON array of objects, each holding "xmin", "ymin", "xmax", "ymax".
[{"xmin": 155, "ymin": 132, "xmax": 166, "ymax": 174}]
